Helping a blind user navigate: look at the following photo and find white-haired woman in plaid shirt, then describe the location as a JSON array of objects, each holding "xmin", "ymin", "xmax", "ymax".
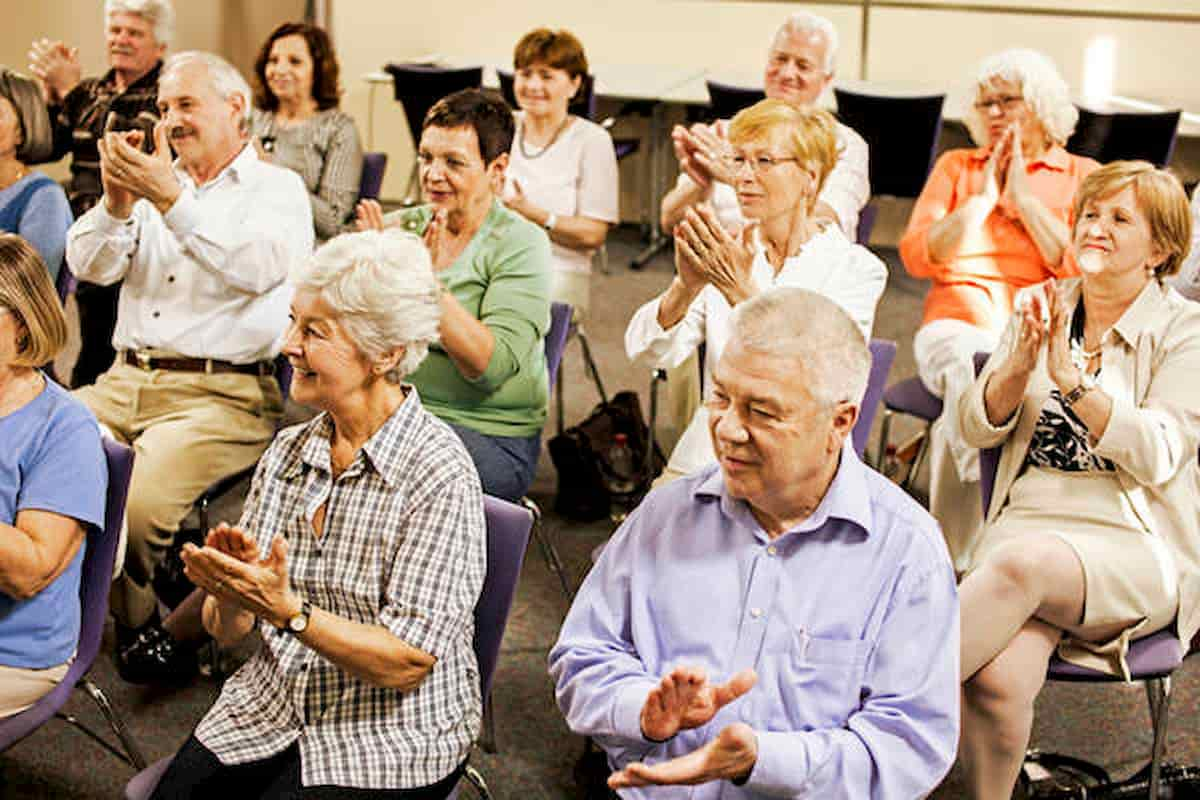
[{"xmin": 155, "ymin": 230, "xmax": 488, "ymax": 799}]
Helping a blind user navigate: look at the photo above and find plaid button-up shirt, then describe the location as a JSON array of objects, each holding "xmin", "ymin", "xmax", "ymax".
[{"xmin": 195, "ymin": 389, "xmax": 486, "ymax": 789}]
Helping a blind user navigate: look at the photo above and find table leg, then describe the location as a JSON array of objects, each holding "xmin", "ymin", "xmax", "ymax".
[{"xmin": 630, "ymin": 101, "xmax": 673, "ymax": 269}]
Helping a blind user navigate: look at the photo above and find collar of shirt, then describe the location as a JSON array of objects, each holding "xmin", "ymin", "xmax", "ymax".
[
  {"xmin": 98, "ymin": 60, "xmax": 164, "ymax": 94},
  {"xmin": 281, "ymin": 388, "xmax": 422, "ymax": 489},
  {"xmin": 968, "ymin": 143, "xmax": 1070, "ymax": 172},
  {"xmin": 172, "ymin": 141, "xmax": 260, "ymax": 191},
  {"xmin": 1085, "ymin": 277, "xmax": 1174, "ymax": 350},
  {"xmin": 692, "ymin": 440, "xmax": 874, "ymax": 543}
]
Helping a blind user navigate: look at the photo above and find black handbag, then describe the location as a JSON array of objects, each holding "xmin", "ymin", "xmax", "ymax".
[{"xmin": 548, "ymin": 390, "xmax": 664, "ymax": 522}]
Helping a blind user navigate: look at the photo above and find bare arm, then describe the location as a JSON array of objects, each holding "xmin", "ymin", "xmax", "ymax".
[{"xmin": 0, "ymin": 512, "xmax": 85, "ymax": 600}]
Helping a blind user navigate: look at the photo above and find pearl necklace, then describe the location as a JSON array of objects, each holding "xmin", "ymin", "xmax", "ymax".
[{"xmin": 518, "ymin": 115, "xmax": 571, "ymax": 160}]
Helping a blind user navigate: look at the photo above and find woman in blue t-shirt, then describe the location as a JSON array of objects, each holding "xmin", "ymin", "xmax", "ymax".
[{"xmin": 0, "ymin": 234, "xmax": 105, "ymax": 716}]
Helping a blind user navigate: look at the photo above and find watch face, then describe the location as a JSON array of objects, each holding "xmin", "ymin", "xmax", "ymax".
[{"xmin": 289, "ymin": 614, "xmax": 308, "ymax": 633}]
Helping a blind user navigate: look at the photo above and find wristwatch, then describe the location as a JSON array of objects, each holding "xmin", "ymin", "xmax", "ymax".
[
  {"xmin": 282, "ymin": 599, "xmax": 312, "ymax": 635},
  {"xmin": 543, "ymin": 212, "xmax": 558, "ymax": 232},
  {"xmin": 1062, "ymin": 372, "xmax": 1096, "ymax": 408}
]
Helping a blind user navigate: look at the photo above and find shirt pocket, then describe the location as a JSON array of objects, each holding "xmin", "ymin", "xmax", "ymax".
[{"xmin": 779, "ymin": 629, "xmax": 870, "ymax": 729}]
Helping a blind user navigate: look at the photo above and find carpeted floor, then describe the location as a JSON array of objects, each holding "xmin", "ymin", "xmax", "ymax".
[{"xmin": 5, "ymin": 224, "xmax": 1198, "ymax": 799}]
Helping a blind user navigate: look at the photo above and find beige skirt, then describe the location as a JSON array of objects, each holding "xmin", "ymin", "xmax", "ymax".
[{"xmin": 972, "ymin": 466, "xmax": 1178, "ymax": 679}]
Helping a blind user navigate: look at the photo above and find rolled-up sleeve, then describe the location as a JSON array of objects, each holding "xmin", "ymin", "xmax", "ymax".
[
  {"xmin": 471, "ymin": 227, "xmax": 552, "ymax": 394},
  {"xmin": 624, "ymin": 292, "xmax": 708, "ymax": 371},
  {"xmin": 377, "ymin": 470, "xmax": 486, "ymax": 656},
  {"xmin": 899, "ymin": 151, "xmax": 964, "ymax": 281},
  {"xmin": 1092, "ymin": 320, "xmax": 1200, "ymax": 488},
  {"xmin": 744, "ymin": 561, "xmax": 960, "ymax": 799}
]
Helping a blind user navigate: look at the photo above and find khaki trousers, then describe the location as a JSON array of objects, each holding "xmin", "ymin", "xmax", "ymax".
[
  {"xmin": 0, "ymin": 661, "xmax": 70, "ymax": 718},
  {"xmin": 74, "ymin": 362, "xmax": 282, "ymax": 628}
]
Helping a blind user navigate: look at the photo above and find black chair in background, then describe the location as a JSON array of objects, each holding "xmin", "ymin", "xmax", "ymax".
[
  {"xmin": 357, "ymin": 151, "xmax": 388, "ymax": 202},
  {"xmin": 383, "ymin": 63, "xmax": 483, "ymax": 203},
  {"xmin": 704, "ymin": 80, "xmax": 765, "ymax": 121},
  {"xmin": 1067, "ymin": 107, "xmax": 1181, "ymax": 168}
]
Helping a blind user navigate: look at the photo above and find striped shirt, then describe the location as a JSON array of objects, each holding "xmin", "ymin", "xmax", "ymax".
[
  {"xmin": 195, "ymin": 388, "xmax": 486, "ymax": 789},
  {"xmin": 250, "ymin": 108, "xmax": 364, "ymax": 242}
]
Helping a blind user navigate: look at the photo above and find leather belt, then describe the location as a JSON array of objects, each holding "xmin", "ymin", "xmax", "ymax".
[{"xmin": 122, "ymin": 350, "xmax": 274, "ymax": 377}]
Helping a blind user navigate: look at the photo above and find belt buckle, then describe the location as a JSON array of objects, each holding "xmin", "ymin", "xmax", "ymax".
[{"xmin": 135, "ymin": 351, "xmax": 153, "ymax": 371}]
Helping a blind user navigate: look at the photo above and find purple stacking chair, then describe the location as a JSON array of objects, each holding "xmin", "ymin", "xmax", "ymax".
[
  {"xmin": 972, "ymin": 351, "xmax": 1188, "ymax": 800},
  {"xmin": 54, "ymin": 262, "xmax": 77, "ymax": 305},
  {"xmin": 526, "ymin": 302, "xmax": 575, "ymax": 601},
  {"xmin": 1068, "ymin": 107, "xmax": 1181, "ymax": 169},
  {"xmin": 854, "ymin": 339, "xmax": 897, "ymax": 459},
  {"xmin": 876, "ymin": 375, "xmax": 943, "ymax": 490},
  {"xmin": 0, "ymin": 439, "xmax": 146, "ymax": 769},
  {"xmin": 126, "ymin": 495, "xmax": 534, "ymax": 800},
  {"xmin": 357, "ymin": 151, "xmax": 388, "ymax": 202}
]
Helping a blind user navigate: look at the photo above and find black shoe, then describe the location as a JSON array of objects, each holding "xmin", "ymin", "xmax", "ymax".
[{"xmin": 116, "ymin": 621, "xmax": 197, "ymax": 686}]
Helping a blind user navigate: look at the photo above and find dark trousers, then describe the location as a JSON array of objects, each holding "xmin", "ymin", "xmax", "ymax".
[
  {"xmin": 70, "ymin": 280, "xmax": 120, "ymax": 388},
  {"xmin": 151, "ymin": 736, "xmax": 464, "ymax": 800}
]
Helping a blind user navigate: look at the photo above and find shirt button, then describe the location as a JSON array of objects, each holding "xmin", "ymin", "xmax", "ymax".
[
  {"xmin": 766, "ymin": 545, "xmax": 778, "ymax": 557},
  {"xmin": 152, "ymin": 311, "xmax": 160, "ymax": 318},
  {"xmin": 750, "ymin": 607, "xmax": 763, "ymax": 619},
  {"xmin": 299, "ymin": 662, "xmax": 309, "ymax": 672},
  {"xmin": 167, "ymin": 275, "xmax": 175, "ymax": 283}
]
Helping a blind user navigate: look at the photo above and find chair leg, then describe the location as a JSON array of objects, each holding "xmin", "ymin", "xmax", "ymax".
[
  {"xmin": 573, "ymin": 326, "xmax": 608, "ymax": 405},
  {"xmin": 522, "ymin": 499, "xmax": 573, "ymax": 601},
  {"xmin": 479, "ymin": 690, "xmax": 498, "ymax": 754},
  {"xmin": 1146, "ymin": 676, "xmax": 1173, "ymax": 800},
  {"xmin": 463, "ymin": 763, "xmax": 492, "ymax": 800},
  {"xmin": 556, "ymin": 353, "xmax": 566, "ymax": 438},
  {"xmin": 904, "ymin": 423, "xmax": 934, "ymax": 492},
  {"xmin": 73, "ymin": 678, "xmax": 147, "ymax": 769}
]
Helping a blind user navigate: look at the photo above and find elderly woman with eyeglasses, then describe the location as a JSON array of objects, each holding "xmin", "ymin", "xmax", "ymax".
[
  {"xmin": 899, "ymin": 48, "xmax": 1100, "ymax": 569},
  {"xmin": 957, "ymin": 161, "xmax": 1200, "ymax": 799},
  {"xmin": 356, "ymin": 89, "xmax": 550, "ymax": 502},
  {"xmin": 626, "ymin": 99, "xmax": 886, "ymax": 483},
  {"xmin": 156, "ymin": 230, "xmax": 485, "ymax": 798},
  {"xmin": 0, "ymin": 235, "xmax": 106, "ymax": 718}
]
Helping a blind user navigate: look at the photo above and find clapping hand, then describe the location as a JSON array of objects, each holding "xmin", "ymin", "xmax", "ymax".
[
  {"xmin": 181, "ymin": 534, "xmax": 298, "ymax": 628},
  {"xmin": 98, "ymin": 120, "xmax": 180, "ymax": 215},
  {"xmin": 28, "ymin": 38, "xmax": 81, "ymax": 103},
  {"xmin": 1001, "ymin": 120, "xmax": 1032, "ymax": 218},
  {"xmin": 1044, "ymin": 281, "xmax": 1081, "ymax": 392},
  {"xmin": 1008, "ymin": 282, "xmax": 1049, "ymax": 377},
  {"xmin": 609, "ymin": 667, "xmax": 758, "ymax": 790},
  {"xmin": 674, "ymin": 206, "xmax": 757, "ymax": 306},
  {"xmin": 355, "ymin": 199, "xmax": 386, "ymax": 231},
  {"xmin": 672, "ymin": 123, "xmax": 734, "ymax": 189},
  {"xmin": 501, "ymin": 177, "xmax": 532, "ymax": 219}
]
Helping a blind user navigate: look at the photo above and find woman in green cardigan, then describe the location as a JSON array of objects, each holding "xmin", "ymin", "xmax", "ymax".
[{"xmin": 358, "ymin": 89, "xmax": 551, "ymax": 501}]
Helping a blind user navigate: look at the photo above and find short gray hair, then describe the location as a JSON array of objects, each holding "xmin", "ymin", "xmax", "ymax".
[
  {"xmin": 728, "ymin": 287, "xmax": 869, "ymax": 409},
  {"xmin": 161, "ymin": 52, "xmax": 252, "ymax": 128},
  {"xmin": 771, "ymin": 11, "xmax": 838, "ymax": 74},
  {"xmin": 965, "ymin": 48, "xmax": 1078, "ymax": 147},
  {"xmin": 292, "ymin": 230, "xmax": 442, "ymax": 382},
  {"xmin": 105, "ymin": 0, "xmax": 174, "ymax": 47}
]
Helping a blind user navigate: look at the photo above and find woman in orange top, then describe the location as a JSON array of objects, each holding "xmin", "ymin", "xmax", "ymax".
[{"xmin": 899, "ymin": 49, "xmax": 1098, "ymax": 569}]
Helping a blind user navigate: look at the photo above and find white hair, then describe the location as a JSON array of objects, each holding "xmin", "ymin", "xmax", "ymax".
[
  {"xmin": 161, "ymin": 51, "xmax": 252, "ymax": 127},
  {"xmin": 105, "ymin": 0, "xmax": 174, "ymax": 47},
  {"xmin": 292, "ymin": 230, "xmax": 443, "ymax": 382},
  {"xmin": 965, "ymin": 48, "xmax": 1078, "ymax": 147},
  {"xmin": 771, "ymin": 11, "xmax": 838, "ymax": 74},
  {"xmin": 729, "ymin": 287, "xmax": 869, "ymax": 409}
]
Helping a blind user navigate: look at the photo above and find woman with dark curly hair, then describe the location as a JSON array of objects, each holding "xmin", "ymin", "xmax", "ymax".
[{"xmin": 250, "ymin": 22, "xmax": 362, "ymax": 241}]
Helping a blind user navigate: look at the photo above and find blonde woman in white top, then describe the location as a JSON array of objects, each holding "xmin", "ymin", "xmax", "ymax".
[
  {"xmin": 501, "ymin": 28, "xmax": 618, "ymax": 319},
  {"xmin": 627, "ymin": 100, "xmax": 886, "ymax": 482}
]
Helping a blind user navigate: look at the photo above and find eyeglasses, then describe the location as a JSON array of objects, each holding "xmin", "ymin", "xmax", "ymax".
[
  {"xmin": 728, "ymin": 154, "xmax": 799, "ymax": 175},
  {"xmin": 973, "ymin": 94, "xmax": 1025, "ymax": 112}
]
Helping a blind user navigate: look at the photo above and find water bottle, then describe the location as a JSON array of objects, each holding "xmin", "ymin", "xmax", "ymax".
[{"xmin": 602, "ymin": 433, "xmax": 640, "ymax": 523}]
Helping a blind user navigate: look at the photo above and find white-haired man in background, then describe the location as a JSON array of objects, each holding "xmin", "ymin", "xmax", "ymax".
[
  {"xmin": 30, "ymin": 0, "xmax": 176, "ymax": 389},
  {"xmin": 66, "ymin": 51, "xmax": 313, "ymax": 684},
  {"xmin": 661, "ymin": 11, "xmax": 870, "ymax": 238}
]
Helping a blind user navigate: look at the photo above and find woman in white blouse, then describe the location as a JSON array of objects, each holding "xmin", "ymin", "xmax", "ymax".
[
  {"xmin": 501, "ymin": 28, "xmax": 618, "ymax": 319},
  {"xmin": 626, "ymin": 99, "xmax": 887, "ymax": 483}
]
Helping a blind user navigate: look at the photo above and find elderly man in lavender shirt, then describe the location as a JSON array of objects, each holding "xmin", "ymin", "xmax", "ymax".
[{"xmin": 550, "ymin": 287, "xmax": 960, "ymax": 799}]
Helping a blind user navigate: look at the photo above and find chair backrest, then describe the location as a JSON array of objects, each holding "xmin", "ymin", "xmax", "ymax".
[
  {"xmin": 0, "ymin": 438, "xmax": 133, "ymax": 751},
  {"xmin": 853, "ymin": 339, "xmax": 897, "ymax": 457},
  {"xmin": 856, "ymin": 203, "xmax": 878, "ymax": 246},
  {"xmin": 497, "ymin": 69, "xmax": 598, "ymax": 122},
  {"xmin": 705, "ymin": 80, "xmax": 766, "ymax": 121},
  {"xmin": 274, "ymin": 354, "xmax": 294, "ymax": 400},
  {"xmin": 834, "ymin": 89, "xmax": 945, "ymax": 198},
  {"xmin": 358, "ymin": 151, "xmax": 388, "ymax": 201},
  {"xmin": 544, "ymin": 301, "xmax": 573, "ymax": 388},
  {"xmin": 54, "ymin": 264, "xmax": 77, "ymax": 306},
  {"xmin": 475, "ymin": 496, "xmax": 534, "ymax": 700},
  {"xmin": 384, "ymin": 64, "xmax": 483, "ymax": 141},
  {"xmin": 1067, "ymin": 106, "xmax": 1181, "ymax": 168}
]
